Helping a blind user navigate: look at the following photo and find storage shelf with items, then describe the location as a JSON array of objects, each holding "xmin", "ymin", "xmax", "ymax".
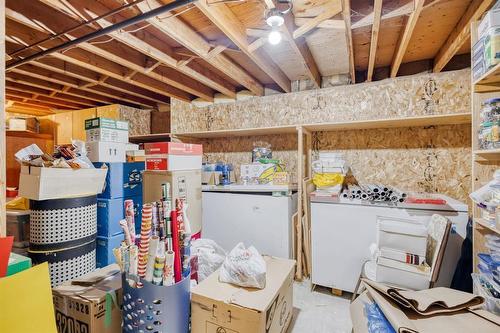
[{"xmin": 471, "ymin": 3, "xmax": 500, "ymax": 315}]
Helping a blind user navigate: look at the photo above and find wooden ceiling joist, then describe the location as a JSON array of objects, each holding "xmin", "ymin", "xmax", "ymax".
[
  {"xmin": 32, "ymin": 57, "xmax": 171, "ymax": 105},
  {"xmin": 135, "ymin": 0, "xmax": 264, "ymax": 96},
  {"xmin": 293, "ymin": 0, "xmax": 342, "ymax": 39},
  {"xmin": 342, "ymin": 0, "xmax": 355, "ymax": 83},
  {"xmin": 367, "ymin": 0, "xmax": 383, "ymax": 82},
  {"xmin": 6, "ymin": 18, "xmax": 171, "ymax": 105},
  {"xmin": 194, "ymin": 0, "xmax": 291, "ymax": 93},
  {"xmin": 6, "ymin": 81, "xmax": 98, "ymax": 107},
  {"xmin": 277, "ymin": 2, "xmax": 321, "ymax": 88},
  {"xmin": 6, "ymin": 95, "xmax": 70, "ymax": 110},
  {"xmin": 6, "ymin": 90, "xmax": 83, "ymax": 109},
  {"xmin": 5, "ymin": 72, "xmax": 141, "ymax": 108},
  {"xmin": 433, "ymin": 0, "xmax": 495, "ymax": 72},
  {"xmin": 390, "ymin": 0, "xmax": 425, "ymax": 78},
  {"xmin": 6, "ymin": 88, "xmax": 92, "ymax": 108},
  {"xmin": 5, "ymin": 1, "xmax": 196, "ymax": 102}
]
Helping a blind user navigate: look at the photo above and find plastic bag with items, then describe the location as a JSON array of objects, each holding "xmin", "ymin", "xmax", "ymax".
[
  {"xmin": 191, "ymin": 238, "xmax": 227, "ymax": 282},
  {"xmin": 219, "ymin": 242, "xmax": 266, "ymax": 289}
]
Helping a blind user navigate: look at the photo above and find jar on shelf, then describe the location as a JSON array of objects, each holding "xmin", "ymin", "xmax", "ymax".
[{"xmin": 481, "ymin": 122, "xmax": 494, "ymax": 150}]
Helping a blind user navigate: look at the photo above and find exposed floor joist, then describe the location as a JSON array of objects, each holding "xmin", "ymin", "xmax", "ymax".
[
  {"xmin": 6, "ymin": 88, "xmax": 93, "ymax": 109},
  {"xmin": 390, "ymin": 0, "xmax": 425, "ymax": 78},
  {"xmin": 367, "ymin": 0, "xmax": 383, "ymax": 82},
  {"xmin": 433, "ymin": 0, "xmax": 495, "ymax": 72},
  {"xmin": 264, "ymin": 0, "xmax": 321, "ymax": 88},
  {"xmin": 342, "ymin": 0, "xmax": 355, "ymax": 83},
  {"xmin": 293, "ymin": 0, "xmax": 342, "ymax": 39},
  {"xmin": 5, "ymin": 1, "xmax": 198, "ymax": 102},
  {"xmin": 195, "ymin": 0, "xmax": 291, "ymax": 93},
  {"xmin": 135, "ymin": 0, "xmax": 265, "ymax": 96}
]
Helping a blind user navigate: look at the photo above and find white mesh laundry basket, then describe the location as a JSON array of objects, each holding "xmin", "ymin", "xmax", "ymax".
[{"xmin": 28, "ymin": 195, "xmax": 97, "ymax": 286}]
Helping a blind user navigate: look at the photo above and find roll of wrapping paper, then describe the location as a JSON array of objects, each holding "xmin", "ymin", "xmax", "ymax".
[
  {"xmin": 176, "ymin": 199, "xmax": 186, "ymax": 280},
  {"xmin": 171, "ymin": 209, "xmax": 182, "ymax": 283},
  {"xmin": 120, "ymin": 242, "xmax": 130, "ymax": 274},
  {"xmin": 163, "ymin": 250, "xmax": 175, "ymax": 286},
  {"xmin": 152, "ymin": 254, "xmax": 166, "ymax": 286},
  {"xmin": 113, "ymin": 247, "xmax": 123, "ymax": 271},
  {"xmin": 129, "ymin": 244, "xmax": 138, "ymax": 276},
  {"xmin": 144, "ymin": 235, "xmax": 159, "ymax": 282},
  {"xmin": 124, "ymin": 199, "xmax": 136, "ymax": 243},
  {"xmin": 181, "ymin": 202, "xmax": 192, "ymax": 277},
  {"xmin": 119, "ymin": 219, "xmax": 133, "ymax": 246},
  {"xmin": 137, "ymin": 204, "xmax": 153, "ymax": 278}
]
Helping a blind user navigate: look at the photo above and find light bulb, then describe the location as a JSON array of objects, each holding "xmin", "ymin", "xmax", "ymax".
[{"xmin": 268, "ymin": 30, "xmax": 282, "ymax": 45}]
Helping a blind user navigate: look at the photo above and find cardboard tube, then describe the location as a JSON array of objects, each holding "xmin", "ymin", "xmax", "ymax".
[
  {"xmin": 163, "ymin": 250, "xmax": 175, "ymax": 286},
  {"xmin": 171, "ymin": 210, "xmax": 182, "ymax": 283},
  {"xmin": 144, "ymin": 236, "xmax": 159, "ymax": 282},
  {"xmin": 119, "ymin": 219, "xmax": 133, "ymax": 246}
]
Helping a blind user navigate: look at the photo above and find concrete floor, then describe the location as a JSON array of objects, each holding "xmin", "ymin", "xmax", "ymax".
[{"xmin": 288, "ymin": 279, "xmax": 353, "ymax": 333}]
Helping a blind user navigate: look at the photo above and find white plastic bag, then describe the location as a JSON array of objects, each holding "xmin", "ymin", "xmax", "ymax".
[
  {"xmin": 191, "ymin": 239, "xmax": 226, "ymax": 282},
  {"xmin": 219, "ymin": 242, "xmax": 266, "ymax": 289}
]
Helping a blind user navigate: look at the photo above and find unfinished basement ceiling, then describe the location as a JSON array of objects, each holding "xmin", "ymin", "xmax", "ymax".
[{"xmin": 5, "ymin": 0, "xmax": 476, "ymax": 115}]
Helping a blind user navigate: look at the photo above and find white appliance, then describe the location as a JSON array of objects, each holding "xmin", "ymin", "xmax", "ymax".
[
  {"xmin": 310, "ymin": 195, "xmax": 468, "ymax": 292},
  {"xmin": 202, "ymin": 185, "xmax": 297, "ymax": 258}
]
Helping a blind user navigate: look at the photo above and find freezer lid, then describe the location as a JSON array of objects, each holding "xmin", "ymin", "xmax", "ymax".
[
  {"xmin": 202, "ymin": 184, "xmax": 298, "ymax": 193},
  {"xmin": 310, "ymin": 194, "xmax": 468, "ymax": 212}
]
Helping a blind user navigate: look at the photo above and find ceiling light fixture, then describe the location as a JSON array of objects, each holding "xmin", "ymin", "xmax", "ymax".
[{"xmin": 264, "ymin": 0, "xmax": 292, "ymax": 45}]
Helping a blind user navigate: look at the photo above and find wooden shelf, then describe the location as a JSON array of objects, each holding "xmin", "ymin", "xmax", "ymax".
[
  {"xmin": 175, "ymin": 125, "xmax": 298, "ymax": 138},
  {"xmin": 475, "ymin": 218, "xmax": 500, "ymax": 235},
  {"xmin": 128, "ymin": 133, "xmax": 170, "ymax": 143},
  {"xmin": 302, "ymin": 113, "xmax": 471, "ymax": 132},
  {"xmin": 473, "ymin": 148, "xmax": 500, "ymax": 159},
  {"xmin": 175, "ymin": 113, "xmax": 471, "ymax": 138},
  {"xmin": 474, "ymin": 63, "xmax": 500, "ymax": 91},
  {"xmin": 6, "ymin": 130, "xmax": 53, "ymax": 140}
]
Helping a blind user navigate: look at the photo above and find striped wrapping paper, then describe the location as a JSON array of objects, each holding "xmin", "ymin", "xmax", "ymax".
[{"xmin": 137, "ymin": 204, "xmax": 153, "ymax": 278}]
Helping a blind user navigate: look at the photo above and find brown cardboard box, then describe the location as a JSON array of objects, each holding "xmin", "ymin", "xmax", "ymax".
[
  {"xmin": 143, "ymin": 169, "xmax": 202, "ymax": 235},
  {"xmin": 52, "ymin": 264, "xmax": 122, "ymax": 333},
  {"xmin": 191, "ymin": 256, "xmax": 295, "ymax": 333}
]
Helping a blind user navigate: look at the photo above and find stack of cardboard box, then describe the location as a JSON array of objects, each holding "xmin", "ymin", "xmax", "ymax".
[{"xmin": 84, "ymin": 117, "xmax": 145, "ymax": 268}]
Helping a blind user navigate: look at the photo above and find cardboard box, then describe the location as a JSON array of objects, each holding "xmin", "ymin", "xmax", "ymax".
[
  {"xmin": 97, "ymin": 195, "xmax": 142, "ymax": 237},
  {"xmin": 145, "ymin": 155, "xmax": 202, "ymax": 171},
  {"xmin": 479, "ymin": 8, "xmax": 500, "ymax": 38},
  {"xmin": 240, "ymin": 163, "xmax": 284, "ymax": 183},
  {"xmin": 8, "ymin": 117, "xmax": 39, "ymax": 132},
  {"xmin": 143, "ymin": 169, "xmax": 202, "ymax": 235},
  {"xmin": 94, "ymin": 162, "xmax": 144, "ymax": 199},
  {"xmin": 84, "ymin": 117, "xmax": 128, "ymax": 131},
  {"xmin": 86, "ymin": 142, "xmax": 126, "ymax": 163},
  {"xmin": 96, "ymin": 235, "xmax": 124, "ymax": 268},
  {"xmin": 86, "ymin": 128, "xmax": 128, "ymax": 143},
  {"xmin": 19, "ymin": 165, "xmax": 107, "ymax": 200},
  {"xmin": 7, "ymin": 252, "xmax": 31, "ymax": 276},
  {"xmin": 52, "ymin": 264, "xmax": 122, "ymax": 333},
  {"xmin": 144, "ymin": 142, "xmax": 202, "ymax": 171},
  {"xmin": 191, "ymin": 256, "xmax": 295, "ymax": 333}
]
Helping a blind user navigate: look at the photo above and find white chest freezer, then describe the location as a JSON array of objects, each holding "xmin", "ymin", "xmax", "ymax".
[
  {"xmin": 202, "ymin": 184, "xmax": 298, "ymax": 258},
  {"xmin": 310, "ymin": 195, "xmax": 469, "ymax": 292}
]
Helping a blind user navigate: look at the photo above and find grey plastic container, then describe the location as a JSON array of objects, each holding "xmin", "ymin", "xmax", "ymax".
[{"xmin": 122, "ymin": 274, "xmax": 190, "ymax": 333}]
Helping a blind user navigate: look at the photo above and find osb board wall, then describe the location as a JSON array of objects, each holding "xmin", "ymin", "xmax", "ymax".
[
  {"xmin": 172, "ymin": 70, "xmax": 471, "ymax": 203},
  {"xmin": 171, "ymin": 69, "xmax": 470, "ymax": 132},
  {"xmin": 201, "ymin": 134, "xmax": 298, "ymax": 181},
  {"xmin": 313, "ymin": 124, "xmax": 471, "ymax": 203},
  {"xmin": 118, "ymin": 105, "xmax": 151, "ymax": 136}
]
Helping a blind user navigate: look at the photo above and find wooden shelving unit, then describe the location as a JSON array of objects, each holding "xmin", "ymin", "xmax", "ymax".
[
  {"xmin": 128, "ymin": 133, "xmax": 171, "ymax": 143},
  {"xmin": 471, "ymin": 18, "xmax": 500, "ymax": 274}
]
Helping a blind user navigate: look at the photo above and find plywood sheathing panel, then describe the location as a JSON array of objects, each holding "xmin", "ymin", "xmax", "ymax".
[
  {"xmin": 404, "ymin": 0, "xmax": 473, "ymax": 63},
  {"xmin": 306, "ymin": 28, "xmax": 349, "ymax": 76},
  {"xmin": 118, "ymin": 105, "xmax": 151, "ymax": 136},
  {"xmin": 313, "ymin": 124, "xmax": 471, "ymax": 203},
  {"xmin": 171, "ymin": 69, "xmax": 470, "ymax": 133}
]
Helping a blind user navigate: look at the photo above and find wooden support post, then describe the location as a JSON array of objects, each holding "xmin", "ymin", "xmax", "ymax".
[
  {"xmin": 296, "ymin": 126, "xmax": 304, "ymax": 280},
  {"xmin": 0, "ymin": 0, "xmax": 5, "ymax": 236}
]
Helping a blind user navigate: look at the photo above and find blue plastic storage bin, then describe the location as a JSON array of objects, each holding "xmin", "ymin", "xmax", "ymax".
[
  {"xmin": 94, "ymin": 162, "xmax": 144, "ymax": 199},
  {"xmin": 97, "ymin": 195, "xmax": 143, "ymax": 237},
  {"xmin": 96, "ymin": 233, "xmax": 124, "ymax": 268}
]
